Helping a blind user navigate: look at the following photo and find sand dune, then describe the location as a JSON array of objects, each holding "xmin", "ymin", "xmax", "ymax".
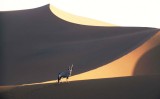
[
  {"xmin": 1, "ymin": 75, "xmax": 160, "ymax": 99},
  {"xmin": 0, "ymin": 4, "xmax": 159, "ymax": 85},
  {"xmin": 49, "ymin": 5, "xmax": 115, "ymax": 26},
  {"xmin": 24, "ymin": 30, "xmax": 160, "ymax": 85},
  {"xmin": 68, "ymin": 31, "xmax": 160, "ymax": 81},
  {"xmin": 133, "ymin": 32, "xmax": 160, "ymax": 76},
  {"xmin": 134, "ymin": 44, "xmax": 160, "ymax": 75},
  {"xmin": 0, "ymin": 4, "xmax": 160, "ymax": 99}
]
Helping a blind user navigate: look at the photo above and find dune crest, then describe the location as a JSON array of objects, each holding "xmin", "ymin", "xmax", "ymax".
[{"xmin": 49, "ymin": 4, "xmax": 115, "ymax": 26}]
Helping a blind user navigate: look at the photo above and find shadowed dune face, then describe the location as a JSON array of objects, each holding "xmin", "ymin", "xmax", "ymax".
[
  {"xmin": 133, "ymin": 45, "xmax": 160, "ymax": 75},
  {"xmin": 0, "ymin": 4, "xmax": 159, "ymax": 85},
  {"xmin": 0, "ymin": 14, "xmax": 5, "ymax": 85}
]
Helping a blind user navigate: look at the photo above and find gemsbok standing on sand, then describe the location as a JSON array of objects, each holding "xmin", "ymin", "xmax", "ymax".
[{"xmin": 58, "ymin": 64, "xmax": 73, "ymax": 84}]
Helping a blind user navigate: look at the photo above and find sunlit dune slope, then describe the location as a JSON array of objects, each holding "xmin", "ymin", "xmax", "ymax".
[
  {"xmin": 1, "ymin": 75, "xmax": 160, "ymax": 99},
  {"xmin": 22, "ymin": 32, "xmax": 160, "ymax": 86},
  {"xmin": 69, "ymin": 31, "xmax": 160, "ymax": 81},
  {"xmin": 22, "ymin": 30, "xmax": 160, "ymax": 86},
  {"xmin": 49, "ymin": 5, "xmax": 115, "ymax": 26},
  {"xmin": 37, "ymin": 30, "xmax": 160, "ymax": 84},
  {"xmin": 0, "ymin": 4, "xmax": 159, "ymax": 85}
]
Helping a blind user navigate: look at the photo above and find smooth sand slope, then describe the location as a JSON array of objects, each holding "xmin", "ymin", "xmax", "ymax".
[
  {"xmin": 68, "ymin": 31, "xmax": 160, "ymax": 81},
  {"xmin": 0, "ymin": 4, "xmax": 159, "ymax": 85},
  {"xmin": 1, "ymin": 75, "xmax": 160, "ymax": 99},
  {"xmin": 21, "ymin": 30, "xmax": 160, "ymax": 85}
]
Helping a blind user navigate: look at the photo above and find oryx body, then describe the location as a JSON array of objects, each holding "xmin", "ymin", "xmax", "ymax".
[{"xmin": 58, "ymin": 64, "xmax": 73, "ymax": 83}]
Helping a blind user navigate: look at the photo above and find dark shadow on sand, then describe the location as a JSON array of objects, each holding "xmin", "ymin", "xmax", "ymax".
[
  {"xmin": 0, "ymin": 12, "xmax": 5, "ymax": 85},
  {"xmin": 133, "ymin": 45, "xmax": 160, "ymax": 75}
]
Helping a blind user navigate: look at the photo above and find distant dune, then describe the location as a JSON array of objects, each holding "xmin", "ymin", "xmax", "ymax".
[
  {"xmin": 0, "ymin": 4, "xmax": 159, "ymax": 85},
  {"xmin": 49, "ymin": 5, "xmax": 115, "ymax": 26}
]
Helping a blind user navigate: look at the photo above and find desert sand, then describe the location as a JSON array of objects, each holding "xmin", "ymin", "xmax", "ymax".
[
  {"xmin": 20, "ymin": 31, "xmax": 160, "ymax": 85},
  {"xmin": 0, "ymin": 4, "xmax": 160, "ymax": 99},
  {"xmin": 1, "ymin": 75, "xmax": 160, "ymax": 99},
  {"xmin": 0, "ymin": 4, "xmax": 159, "ymax": 85}
]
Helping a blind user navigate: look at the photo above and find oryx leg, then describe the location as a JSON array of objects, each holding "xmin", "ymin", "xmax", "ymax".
[
  {"xmin": 66, "ymin": 77, "xmax": 69, "ymax": 83},
  {"xmin": 58, "ymin": 76, "xmax": 62, "ymax": 84}
]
